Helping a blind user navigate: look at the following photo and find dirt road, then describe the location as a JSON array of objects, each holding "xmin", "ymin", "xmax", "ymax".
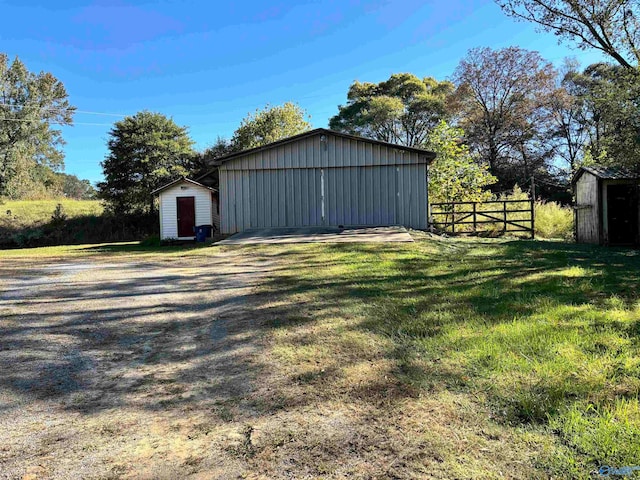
[{"xmin": 0, "ymin": 250, "xmax": 274, "ymax": 479}]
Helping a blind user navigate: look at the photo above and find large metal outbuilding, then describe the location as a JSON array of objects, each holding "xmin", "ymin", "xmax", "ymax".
[
  {"xmin": 209, "ymin": 128, "xmax": 435, "ymax": 234},
  {"xmin": 572, "ymin": 166, "xmax": 639, "ymax": 245}
]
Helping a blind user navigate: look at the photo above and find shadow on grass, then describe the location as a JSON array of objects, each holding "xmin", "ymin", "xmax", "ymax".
[
  {"xmin": 3, "ymin": 237, "xmax": 639, "ymax": 421},
  {"xmin": 254, "ymin": 238, "xmax": 640, "ymax": 424}
]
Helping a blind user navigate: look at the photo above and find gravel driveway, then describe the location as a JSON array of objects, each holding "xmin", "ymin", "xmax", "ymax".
[{"xmin": 0, "ymin": 249, "xmax": 274, "ymax": 479}]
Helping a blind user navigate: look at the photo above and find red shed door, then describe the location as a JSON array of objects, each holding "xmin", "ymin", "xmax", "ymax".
[{"xmin": 177, "ymin": 197, "xmax": 195, "ymax": 237}]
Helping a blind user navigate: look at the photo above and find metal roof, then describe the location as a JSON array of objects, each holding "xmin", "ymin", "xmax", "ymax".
[
  {"xmin": 207, "ymin": 128, "xmax": 437, "ymax": 166},
  {"xmin": 572, "ymin": 165, "xmax": 639, "ymax": 184},
  {"xmin": 151, "ymin": 177, "xmax": 217, "ymax": 195}
]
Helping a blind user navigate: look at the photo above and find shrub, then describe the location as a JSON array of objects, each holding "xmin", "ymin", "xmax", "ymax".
[
  {"xmin": 51, "ymin": 203, "xmax": 68, "ymax": 224},
  {"xmin": 11, "ymin": 228, "xmax": 45, "ymax": 248},
  {"xmin": 140, "ymin": 234, "xmax": 161, "ymax": 247},
  {"xmin": 535, "ymin": 201, "xmax": 574, "ymax": 240}
]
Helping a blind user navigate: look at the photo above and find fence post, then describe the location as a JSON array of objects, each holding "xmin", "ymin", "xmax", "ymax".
[
  {"xmin": 530, "ymin": 177, "xmax": 536, "ymax": 239},
  {"xmin": 451, "ymin": 203, "xmax": 456, "ymax": 234},
  {"xmin": 473, "ymin": 202, "xmax": 477, "ymax": 233},
  {"xmin": 503, "ymin": 201, "xmax": 507, "ymax": 233},
  {"xmin": 530, "ymin": 198, "xmax": 535, "ymax": 239}
]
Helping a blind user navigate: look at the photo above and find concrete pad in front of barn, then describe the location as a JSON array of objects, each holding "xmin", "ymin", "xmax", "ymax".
[{"xmin": 217, "ymin": 226, "xmax": 414, "ymax": 244}]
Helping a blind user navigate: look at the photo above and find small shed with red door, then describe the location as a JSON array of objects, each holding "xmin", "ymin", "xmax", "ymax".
[{"xmin": 153, "ymin": 178, "xmax": 219, "ymax": 240}]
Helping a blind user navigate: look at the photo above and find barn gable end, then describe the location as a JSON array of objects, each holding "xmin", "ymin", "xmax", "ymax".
[{"xmin": 213, "ymin": 129, "xmax": 435, "ymax": 234}]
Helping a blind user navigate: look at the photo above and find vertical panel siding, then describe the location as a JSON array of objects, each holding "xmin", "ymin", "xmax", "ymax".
[
  {"xmin": 219, "ymin": 164, "xmax": 427, "ymax": 233},
  {"xmin": 218, "ymin": 132, "xmax": 430, "ymax": 233},
  {"xmin": 159, "ymin": 183, "xmax": 214, "ymax": 239},
  {"xmin": 315, "ymin": 164, "xmax": 427, "ymax": 229},
  {"xmin": 575, "ymin": 172, "xmax": 599, "ymax": 243},
  {"xmin": 221, "ymin": 133, "xmax": 427, "ymax": 171}
]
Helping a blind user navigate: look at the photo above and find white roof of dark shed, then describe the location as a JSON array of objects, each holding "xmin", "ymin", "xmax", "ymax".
[{"xmin": 572, "ymin": 165, "xmax": 639, "ymax": 184}]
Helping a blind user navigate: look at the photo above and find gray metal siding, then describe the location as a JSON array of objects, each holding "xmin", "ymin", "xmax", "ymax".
[
  {"xmin": 219, "ymin": 131, "xmax": 429, "ymax": 234},
  {"xmin": 220, "ymin": 168, "xmax": 324, "ymax": 233},
  {"xmin": 220, "ymin": 164, "xmax": 427, "ymax": 234},
  {"xmin": 575, "ymin": 171, "xmax": 599, "ymax": 244},
  {"xmin": 220, "ymin": 133, "xmax": 427, "ymax": 171},
  {"xmin": 324, "ymin": 166, "xmax": 424, "ymax": 227}
]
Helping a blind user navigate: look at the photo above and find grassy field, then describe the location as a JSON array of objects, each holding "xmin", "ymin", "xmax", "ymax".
[
  {"xmin": 246, "ymin": 235, "xmax": 640, "ymax": 477},
  {"xmin": 2, "ymin": 235, "xmax": 639, "ymax": 478},
  {"xmin": 0, "ymin": 199, "xmax": 104, "ymax": 247},
  {"xmin": 0, "ymin": 199, "xmax": 158, "ymax": 248},
  {"xmin": 0, "ymin": 198, "xmax": 103, "ymax": 228}
]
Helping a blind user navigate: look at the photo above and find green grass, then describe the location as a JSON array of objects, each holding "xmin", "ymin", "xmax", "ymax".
[
  {"xmin": 0, "ymin": 199, "xmax": 103, "ymax": 229},
  {"xmin": 3, "ymin": 235, "xmax": 639, "ymax": 477},
  {"xmin": 248, "ymin": 236, "xmax": 640, "ymax": 477},
  {"xmin": 432, "ymin": 199, "xmax": 575, "ymax": 240},
  {"xmin": 0, "ymin": 240, "xmax": 215, "ymax": 258},
  {"xmin": 0, "ymin": 199, "xmax": 157, "ymax": 248}
]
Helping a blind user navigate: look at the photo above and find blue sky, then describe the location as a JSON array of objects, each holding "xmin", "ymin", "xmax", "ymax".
[{"xmin": 1, "ymin": 0, "xmax": 605, "ymax": 184}]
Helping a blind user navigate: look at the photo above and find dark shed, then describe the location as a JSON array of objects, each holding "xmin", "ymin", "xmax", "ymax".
[{"xmin": 572, "ymin": 166, "xmax": 640, "ymax": 245}]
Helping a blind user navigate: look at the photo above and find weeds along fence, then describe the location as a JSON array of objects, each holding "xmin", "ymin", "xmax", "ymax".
[{"xmin": 430, "ymin": 199, "xmax": 535, "ymax": 238}]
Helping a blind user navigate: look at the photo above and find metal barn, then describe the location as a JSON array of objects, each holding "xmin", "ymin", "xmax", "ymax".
[
  {"xmin": 572, "ymin": 166, "xmax": 639, "ymax": 245},
  {"xmin": 209, "ymin": 129, "xmax": 435, "ymax": 234}
]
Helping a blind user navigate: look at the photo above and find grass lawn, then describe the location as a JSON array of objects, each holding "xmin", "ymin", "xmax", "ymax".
[
  {"xmin": 0, "ymin": 199, "xmax": 159, "ymax": 248},
  {"xmin": 0, "ymin": 199, "xmax": 103, "ymax": 228},
  {"xmin": 0, "ymin": 240, "xmax": 212, "ymax": 258},
  {"xmin": 0, "ymin": 199, "xmax": 104, "ymax": 247},
  {"xmin": 2, "ymin": 235, "xmax": 639, "ymax": 478},
  {"xmin": 244, "ymin": 235, "xmax": 640, "ymax": 478}
]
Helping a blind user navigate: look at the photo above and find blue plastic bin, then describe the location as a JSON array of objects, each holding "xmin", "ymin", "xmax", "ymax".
[{"xmin": 195, "ymin": 225, "xmax": 212, "ymax": 242}]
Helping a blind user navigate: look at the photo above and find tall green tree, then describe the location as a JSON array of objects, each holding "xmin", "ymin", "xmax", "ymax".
[
  {"xmin": 60, "ymin": 173, "xmax": 96, "ymax": 200},
  {"xmin": 565, "ymin": 63, "xmax": 640, "ymax": 170},
  {"xmin": 0, "ymin": 54, "xmax": 74, "ymax": 196},
  {"xmin": 231, "ymin": 102, "xmax": 311, "ymax": 151},
  {"xmin": 548, "ymin": 59, "xmax": 591, "ymax": 171},
  {"xmin": 98, "ymin": 111, "xmax": 195, "ymax": 214},
  {"xmin": 426, "ymin": 121, "xmax": 496, "ymax": 204},
  {"xmin": 329, "ymin": 73, "xmax": 453, "ymax": 147},
  {"xmin": 495, "ymin": 0, "xmax": 640, "ymax": 68},
  {"xmin": 453, "ymin": 47, "xmax": 558, "ymax": 190}
]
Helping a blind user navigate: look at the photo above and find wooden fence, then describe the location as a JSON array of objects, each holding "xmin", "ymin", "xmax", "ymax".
[{"xmin": 430, "ymin": 199, "xmax": 535, "ymax": 238}]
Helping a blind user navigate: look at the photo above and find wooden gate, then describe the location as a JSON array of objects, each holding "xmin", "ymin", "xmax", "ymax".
[{"xmin": 430, "ymin": 199, "xmax": 534, "ymax": 238}]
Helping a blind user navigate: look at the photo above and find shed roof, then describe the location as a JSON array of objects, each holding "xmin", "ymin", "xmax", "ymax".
[
  {"xmin": 572, "ymin": 165, "xmax": 639, "ymax": 184},
  {"xmin": 208, "ymin": 128, "xmax": 437, "ymax": 167},
  {"xmin": 151, "ymin": 177, "xmax": 217, "ymax": 195}
]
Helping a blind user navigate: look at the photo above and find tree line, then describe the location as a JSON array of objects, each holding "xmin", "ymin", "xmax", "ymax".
[{"xmin": 2, "ymin": 0, "xmax": 639, "ymax": 211}]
